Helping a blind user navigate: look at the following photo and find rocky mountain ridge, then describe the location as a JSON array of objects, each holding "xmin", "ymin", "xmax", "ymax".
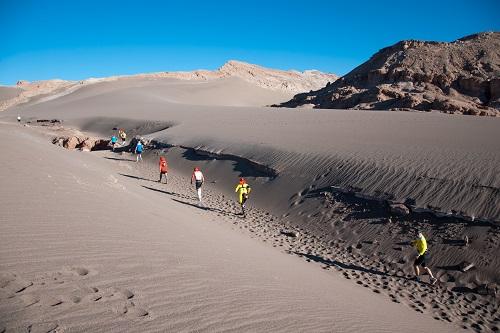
[{"xmin": 277, "ymin": 32, "xmax": 500, "ymax": 116}]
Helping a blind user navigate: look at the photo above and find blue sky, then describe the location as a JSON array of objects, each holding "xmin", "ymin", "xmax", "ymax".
[{"xmin": 0, "ymin": 0, "xmax": 499, "ymax": 85}]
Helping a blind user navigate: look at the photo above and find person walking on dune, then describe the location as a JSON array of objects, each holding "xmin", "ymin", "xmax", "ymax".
[
  {"xmin": 412, "ymin": 232, "xmax": 438, "ymax": 285},
  {"xmin": 235, "ymin": 178, "xmax": 251, "ymax": 217},
  {"xmin": 135, "ymin": 140, "xmax": 144, "ymax": 162},
  {"xmin": 17, "ymin": 115, "xmax": 21, "ymax": 124},
  {"xmin": 119, "ymin": 129, "xmax": 127, "ymax": 146},
  {"xmin": 191, "ymin": 167, "xmax": 205, "ymax": 205},
  {"xmin": 110, "ymin": 135, "xmax": 118, "ymax": 151},
  {"xmin": 159, "ymin": 156, "xmax": 168, "ymax": 184}
]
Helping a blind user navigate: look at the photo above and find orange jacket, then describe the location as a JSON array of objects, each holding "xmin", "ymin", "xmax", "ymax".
[{"xmin": 159, "ymin": 158, "xmax": 168, "ymax": 173}]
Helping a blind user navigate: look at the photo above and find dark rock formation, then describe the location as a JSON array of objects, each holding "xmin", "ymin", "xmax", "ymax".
[{"xmin": 277, "ymin": 32, "xmax": 500, "ymax": 116}]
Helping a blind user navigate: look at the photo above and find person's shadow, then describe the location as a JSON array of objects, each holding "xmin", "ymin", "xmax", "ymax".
[
  {"xmin": 141, "ymin": 185, "xmax": 190, "ymax": 199},
  {"xmin": 120, "ymin": 173, "xmax": 154, "ymax": 182},
  {"xmin": 105, "ymin": 156, "xmax": 135, "ymax": 162},
  {"xmin": 292, "ymin": 251, "xmax": 411, "ymax": 281}
]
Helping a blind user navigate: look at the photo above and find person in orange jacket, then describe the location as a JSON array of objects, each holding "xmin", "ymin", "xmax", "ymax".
[{"xmin": 158, "ymin": 156, "xmax": 168, "ymax": 184}]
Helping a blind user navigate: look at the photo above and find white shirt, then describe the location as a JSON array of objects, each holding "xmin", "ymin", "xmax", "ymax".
[{"xmin": 193, "ymin": 171, "xmax": 203, "ymax": 181}]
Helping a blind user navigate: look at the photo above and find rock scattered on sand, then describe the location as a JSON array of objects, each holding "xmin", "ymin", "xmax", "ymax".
[
  {"xmin": 460, "ymin": 261, "xmax": 475, "ymax": 272},
  {"xmin": 280, "ymin": 230, "xmax": 300, "ymax": 238},
  {"xmin": 53, "ymin": 136, "xmax": 110, "ymax": 151},
  {"xmin": 389, "ymin": 203, "xmax": 411, "ymax": 216}
]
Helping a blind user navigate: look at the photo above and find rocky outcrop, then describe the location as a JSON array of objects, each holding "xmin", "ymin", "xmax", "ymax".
[
  {"xmin": 1, "ymin": 80, "xmax": 77, "ymax": 112},
  {"xmin": 53, "ymin": 136, "xmax": 110, "ymax": 151},
  {"xmin": 216, "ymin": 60, "xmax": 338, "ymax": 94},
  {"xmin": 277, "ymin": 32, "xmax": 500, "ymax": 116},
  {"xmin": 139, "ymin": 60, "xmax": 337, "ymax": 94}
]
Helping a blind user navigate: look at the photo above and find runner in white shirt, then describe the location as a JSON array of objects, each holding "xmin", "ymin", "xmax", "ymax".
[{"xmin": 191, "ymin": 167, "xmax": 205, "ymax": 205}]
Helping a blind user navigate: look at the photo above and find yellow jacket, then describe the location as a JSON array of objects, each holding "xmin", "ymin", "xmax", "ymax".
[
  {"xmin": 235, "ymin": 183, "xmax": 251, "ymax": 204},
  {"xmin": 412, "ymin": 236, "xmax": 427, "ymax": 256}
]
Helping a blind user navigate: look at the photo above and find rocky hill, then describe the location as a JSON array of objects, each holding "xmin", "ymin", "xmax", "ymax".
[
  {"xmin": 277, "ymin": 32, "xmax": 500, "ymax": 116},
  {"xmin": 216, "ymin": 60, "xmax": 338, "ymax": 94},
  {"xmin": 0, "ymin": 61, "xmax": 337, "ymax": 112},
  {"xmin": 140, "ymin": 60, "xmax": 337, "ymax": 94}
]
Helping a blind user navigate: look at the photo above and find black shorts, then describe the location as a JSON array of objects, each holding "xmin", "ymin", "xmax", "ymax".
[
  {"xmin": 241, "ymin": 193, "xmax": 248, "ymax": 205},
  {"xmin": 414, "ymin": 253, "xmax": 428, "ymax": 267},
  {"xmin": 195, "ymin": 180, "xmax": 203, "ymax": 189}
]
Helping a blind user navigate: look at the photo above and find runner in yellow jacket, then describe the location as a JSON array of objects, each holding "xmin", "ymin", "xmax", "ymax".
[
  {"xmin": 235, "ymin": 178, "xmax": 251, "ymax": 217},
  {"xmin": 412, "ymin": 232, "xmax": 437, "ymax": 285}
]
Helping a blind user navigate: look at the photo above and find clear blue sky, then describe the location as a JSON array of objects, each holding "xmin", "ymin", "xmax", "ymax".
[{"xmin": 1, "ymin": 0, "xmax": 499, "ymax": 85}]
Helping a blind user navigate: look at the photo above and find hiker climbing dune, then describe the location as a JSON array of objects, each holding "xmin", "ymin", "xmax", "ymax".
[{"xmin": 235, "ymin": 178, "xmax": 251, "ymax": 217}]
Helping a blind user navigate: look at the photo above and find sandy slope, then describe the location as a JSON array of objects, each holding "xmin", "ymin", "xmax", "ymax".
[
  {"xmin": 5, "ymin": 77, "xmax": 500, "ymax": 223},
  {"xmin": 1, "ymin": 74, "xmax": 499, "ymax": 332},
  {"xmin": 0, "ymin": 122, "xmax": 456, "ymax": 332},
  {"xmin": 0, "ymin": 87, "xmax": 22, "ymax": 102}
]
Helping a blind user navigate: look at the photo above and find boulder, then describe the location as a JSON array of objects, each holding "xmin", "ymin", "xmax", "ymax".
[
  {"xmin": 63, "ymin": 136, "xmax": 81, "ymax": 149},
  {"xmin": 389, "ymin": 203, "xmax": 410, "ymax": 215}
]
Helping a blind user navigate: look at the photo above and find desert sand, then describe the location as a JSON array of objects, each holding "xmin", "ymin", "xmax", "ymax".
[
  {"xmin": 0, "ymin": 121, "xmax": 459, "ymax": 332},
  {"xmin": 1, "ymin": 69, "xmax": 499, "ymax": 332}
]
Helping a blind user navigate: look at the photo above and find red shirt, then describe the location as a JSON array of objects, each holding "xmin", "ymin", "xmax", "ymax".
[{"xmin": 159, "ymin": 159, "xmax": 168, "ymax": 173}]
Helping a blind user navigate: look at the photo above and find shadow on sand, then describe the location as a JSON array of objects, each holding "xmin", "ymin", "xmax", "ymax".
[
  {"xmin": 141, "ymin": 185, "xmax": 189, "ymax": 199},
  {"xmin": 170, "ymin": 198, "xmax": 234, "ymax": 216},
  {"xmin": 181, "ymin": 147, "xmax": 275, "ymax": 179},
  {"xmin": 141, "ymin": 185, "xmax": 234, "ymax": 215},
  {"xmin": 291, "ymin": 251, "xmax": 410, "ymax": 280},
  {"xmin": 104, "ymin": 156, "xmax": 135, "ymax": 162},
  {"xmin": 119, "ymin": 173, "xmax": 155, "ymax": 182}
]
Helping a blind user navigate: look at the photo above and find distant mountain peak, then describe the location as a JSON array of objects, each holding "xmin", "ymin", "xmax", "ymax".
[{"xmin": 216, "ymin": 60, "xmax": 338, "ymax": 93}]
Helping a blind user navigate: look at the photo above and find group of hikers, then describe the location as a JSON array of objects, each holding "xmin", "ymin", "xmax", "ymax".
[
  {"xmin": 111, "ymin": 130, "xmax": 252, "ymax": 217},
  {"xmin": 188, "ymin": 166, "xmax": 252, "ymax": 216},
  {"xmin": 111, "ymin": 129, "xmax": 438, "ymax": 285},
  {"xmin": 110, "ymin": 129, "xmax": 128, "ymax": 152}
]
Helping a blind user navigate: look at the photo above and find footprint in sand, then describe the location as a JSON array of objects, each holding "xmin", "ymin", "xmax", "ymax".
[
  {"xmin": 0, "ymin": 273, "xmax": 33, "ymax": 295},
  {"xmin": 70, "ymin": 267, "xmax": 90, "ymax": 276},
  {"xmin": 40, "ymin": 295, "xmax": 64, "ymax": 307},
  {"xmin": 20, "ymin": 294, "xmax": 40, "ymax": 307},
  {"xmin": 61, "ymin": 266, "xmax": 95, "ymax": 278},
  {"xmin": 112, "ymin": 300, "xmax": 149, "ymax": 318},
  {"xmin": 27, "ymin": 322, "xmax": 58, "ymax": 333}
]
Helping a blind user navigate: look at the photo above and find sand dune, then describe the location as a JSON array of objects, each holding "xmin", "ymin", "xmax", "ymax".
[
  {"xmin": 6, "ymin": 77, "xmax": 500, "ymax": 223},
  {"xmin": 0, "ymin": 60, "xmax": 336, "ymax": 112},
  {"xmin": 0, "ymin": 122, "xmax": 457, "ymax": 332},
  {"xmin": 0, "ymin": 87, "xmax": 22, "ymax": 102},
  {"xmin": 1, "ymin": 64, "xmax": 499, "ymax": 332}
]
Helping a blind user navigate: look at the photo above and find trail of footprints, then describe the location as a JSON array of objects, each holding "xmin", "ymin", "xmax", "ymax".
[
  {"xmin": 0, "ymin": 267, "xmax": 149, "ymax": 332},
  {"xmin": 86, "ymin": 155, "xmax": 500, "ymax": 332},
  {"xmin": 136, "ymin": 164, "xmax": 500, "ymax": 332}
]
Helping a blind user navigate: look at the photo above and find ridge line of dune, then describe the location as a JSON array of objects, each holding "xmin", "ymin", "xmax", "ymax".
[{"xmin": 0, "ymin": 61, "xmax": 338, "ymax": 112}]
